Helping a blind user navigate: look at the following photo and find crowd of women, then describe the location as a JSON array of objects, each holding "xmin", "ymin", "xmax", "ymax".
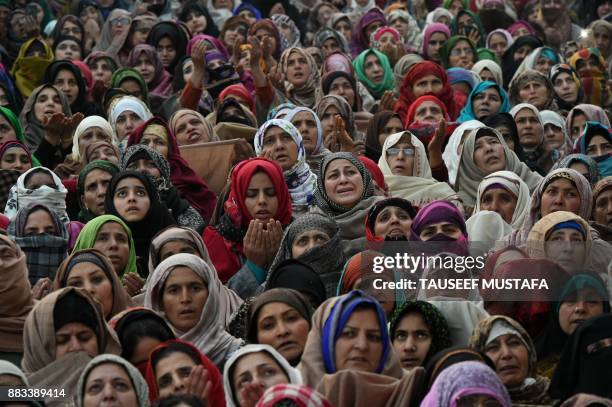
[{"xmin": 0, "ymin": 0, "xmax": 612, "ymax": 406}]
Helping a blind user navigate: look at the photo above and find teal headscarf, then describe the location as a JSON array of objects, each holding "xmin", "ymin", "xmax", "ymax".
[
  {"xmin": 72, "ymin": 215, "xmax": 138, "ymax": 277},
  {"xmin": 457, "ymin": 81, "xmax": 510, "ymax": 123},
  {"xmin": 77, "ymin": 160, "xmax": 121, "ymax": 223},
  {"xmin": 353, "ymin": 49, "xmax": 395, "ymax": 99},
  {"xmin": 0, "ymin": 106, "xmax": 41, "ymax": 167}
]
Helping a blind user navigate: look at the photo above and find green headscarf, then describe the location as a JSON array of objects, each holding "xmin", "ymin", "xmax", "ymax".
[
  {"xmin": 77, "ymin": 160, "xmax": 120, "ymax": 223},
  {"xmin": 110, "ymin": 68, "xmax": 150, "ymax": 104},
  {"xmin": 0, "ymin": 106, "xmax": 41, "ymax": 167},
  {"xmin": 439, "ymin": 35, "xmax": 478, "ymax": 68},
  {"xmin": 477, "ymin": 48, "xmax": 500, "ymax": 64},
  {"xmin": 72, "ymin": 215, "xmax": 138, "ymax": 277},
  {"xmin": 443, "ymin": 0, "xmax": 468, "ymax": 9},
  {"xmin": 353, "ymin": 49, "xmax": 395, "ymax": 99}
]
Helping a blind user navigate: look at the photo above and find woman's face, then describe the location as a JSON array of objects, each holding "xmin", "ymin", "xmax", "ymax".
[
  {"xmin": 377, "ymin": 116, "xmax": 404, "ymax": 147},
  {"xmin": 514, "ymin": 108, "xmax": 543, "ymax": 150},
  {"xmin": 472, "ymin": 88, "xmax": 502, "ymax": 120},
  {"xmin": 174, "ymin": 113, "xmax": 209, "ymax": 146},
  {"xmin": 553, "ymin": 72, "xmax": 578, "ymax": 104},
  {"xmin": 364, "ymin": 53, "xmax": 384, "ymax": 85},
  {"xmin": 88, "ymin": 145, "xmax": 120, "ymax": 164},
  {"xmin": 155, "ymin": 351, "xmax": 197, "ymax": 398},
  {"xmin": 391, "ymin": 18, "xmax": 409, "ymax": 38},
  {"xmin": 374, "ymin": 206, "xmax": 412, "ymax": 239},
  {"xmin": 570, "ymin": 113, "xmax": 587, "ymax": 142},
  {"xmin": 412, "ymin": 75, "xmax": 443, "ymax": 98},
  {"xmin": 586, "ymin": 135, "xmax": 612, "ymax": 157},
  {"xmin": 364, "ymin": 21, "xmax": 383, "ymax": 46},
  {"xmin": 427, "ymin": 32, "xmax": 447, "ymax": 62},
  {"xmin": 0, "ymin": 146, "xmax": 31, "ymax": 172},
  {"xmin": 543, "ymin": 124, "xmax": 565, "ymax": 151},
  {"xmin": 53, "ymin": 69, "xmax": 79, "ymax": 105},
  {"xmin": 24, "ymin": 208, "xmax": 56, "ymax": 235},
  {"xmin": 232, "ymin": 352, "xmax": 289, "ymax": 406},
  {"xmin": 334, "ymin": 308, "xmax": 383, "ymax": 373},
  {"xmin": 80, "ymin": 5, "xmax": 99, "ymax": 25},
  {"xmin": 55, "ymin": 322, "xmax": 99, "ymax": 360},
  {"xmin": 545, "ymin": 227, "xmax": 586, "ymax": 273},
  {"xmin": 333, "ymin": 19, "xmax": 352, "ymax": 43},
  {"xmin": 66, "ymin": 261, "xmax": 114, "ymax": 318},
  {"xmin": 513, "ymin": 44, "xmax": 533, "ymax": 61},
  {"xmin": 110, "ymin": 15, "xmax": 130, "ymax": 37},
  {"xmin": 317, "ymin": 4, "xmax": 334, "ymax": 26},
  {"xmin": 479, "ymin": 187, "xmax": 517, "ymax": 224},
  {"xmin": 157, "ymin": 36, "xmax": 176, "ymax": 68},
  {"xmin": 285, "ymin": 51, "xmax": 311, "ymax": 88},
  {"xmin": 290, "ymin": 111, "xmax": 318, "ymax": 155},
  {"xmin": 83, "ymin": 363, "xmax": 138, "ymax": 407},
  {"xmin": 79, "ymin": 127, "xmax": 111, "ymax": 155},
  {"xmin": 115, "ymin": 110, "xmax": 144, "ymax": 141},
  {"xmin": 244, "ymin": 172, "xmax": 279, "ymax": 222},
  {"xmin": 488, "ymin": 33, "xmax": 508, "ymax": 59},
  {"xmin": 130, "ymin": 22, "xmax": 151, "ymax": 47},
  {"xmin": 185, "ymin": 10, "xmax": 207, "ymax": 35},
  {"xmin": 386, "ymin": 139, "xmax": 415, "ymax": 176},
  {"xmin": 413, "ymin": 100, "xmax": 444, "ymax": 125},
  {"xmin": 33, "ymin": 87, "xmax": 62, "ymax": 124},
  {"xmin": 260, "ymin": 126, "xmax": 299, "ymax": 171},
  {"xmin": 238, "ymin": 10, "xmax": 257, "ymax": 25},
  {"xmin": 594, "ymin": 188, "xmax": 612, "ymax": 228},
  {"xmin": 162, "ymin": 266, "xmax": 209, "ymax": 332},
  {"xmin": 291, "ymin": 229, "xmax": 331, "ymax": 258},
  {"xmin": 328, "ymin": 77, "xmax": 356, "ymax": 110},
  {"xmin": 419, "ymin": 221, "xmax": 463, "ymax": 241},
  {"xmin": 126, "ymin": 158, "xmax": 162, "ymax": 179},
  {"xmin": 254, "ymin": 29, "xmax": 277, "ymax": 55},
  {"xmin": 484, "ymin": 333, "xmax": 529, "ymax": 388},
  {"xmin": 518, "ymin": 80, "xmax": 548, "ymax": 109},
  {"xmin": 320, "ymin": 104, "xmax": 341, "ymax": 139},
  {"xmin": 135, "ymin": 54, "xmax": 156, "ymax": 85},
  {"xmin": 94, "ymin": 222, "xmax": 130, "ymax": 275},
  {"xmin": 141, "ymin": 132, "xmax": 170, "ymax": 158},
  {"xmin": 256, "ymin": 302, "xmax": 310, "ymax": 362},
  {"xmin": 113, "ymin": 177, "xmax": 151, "ymax": 222},
  {"xmin": 558, "ymin": 287, "xmax": 604, "ymax": 334},
  {"xmin": 449, "ymin": 40, "xmax": 475, "ymax": 69},
  {"xmin": 91, "ymin": 59, "xmax": 114, "ymax": 86},
  {"xmin": 324, "ymin": 159, "xmax": 364, "ymax": 209},
  {"xmin": 540, "ymin": 178, "xmax": 581, "ymax": 217},
  {"xmin": 449, "ymin": 0, "xmax": 464, "ymax": 15},
  {"xmin": 62, "ymin": 20, "xmax": 83, "ymax": 41},
  {"xmin": 159, "ymin": 241, "xmax": 198, "ymax": 262},
  {"xmin": 0, "ymin": 114, "xmax": 15, "ymax": 145},
  {"xmin": 322, "ymin": 38, "xmax": 340, "ymax": 57},
  {"xmin": 25, "ymin": 171, "xmax": 55, "ymax": 189},
  {"xmin": 82, "ymin": 169, "xmax": 113, "ymax": 217},
  {"xmin": 569, "ymin": 162, "xmax": 590, "ymax": 181},
  {"xmin": 494, "ymin": 125, "xmax": 515, "ymax": 151},
  {"xmin": 473, "ymin": 134, "xmax": 507, "ymax": 175},
  {"xmin": 377, "ymin": 32, "xmax": 397, "ymax": 49},
  {"xmin": 534, "ymin": 56, "xmax": 555, "ymax": 76},
  {"xmin": 55, "ymin": 39, "xmax": 81, "ymax": 61},
  {"xmin": 478, "ymin": 68, "xmax": 496, "ymax": 83},
  {"xmin": 392, "ymin": 312, "xmax": 432, "ymax": 370},
  {"xmin": 182, "ymin": 59, "xmax": 194, "ymax": 86},
  {"xmin": 119, "ymin": 79, "xmax": 144, "ymax": 101}
]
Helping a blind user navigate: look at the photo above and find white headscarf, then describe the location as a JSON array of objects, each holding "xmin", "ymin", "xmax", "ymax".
[
  {"xmin": 473, "ymin": 170, "xmax": 531, "ymax": 229},
  {"xmin": 144, "ymin": 253, "xmax": 243, "ymax": 366},
  {"xmin": 222, "ymin": 344, "xmax": 303, "ymax": 407},
  {"xmin": 442, "ymin": 120, "xmax": 485, "ymax": 187},
  {"xmin": 4, "ymin": 167, "xmax": 69, "ymax": 224},
  {"xmin": 509, "ymin": 103, "xmax": 544, "ymax": 150},
  {"xmin": 471, "ymin": 60, "xmax": 503, "ymax": 86},
  {"xmin": 108, "ymin": 96, "xmax": 153, "ymax": 138},
  {"xmin": 71, "ymin": 115, "xmax": 117, "ymax": 161},
  {"xmin": 425, "ymin": 7, "xmax": 453, "ymax": 25},
  {"xmin": 466, "ymin": 211, "xmax": 513, "ymax": 254},
  {"xmin": 378, "ymin": 131, "xmax": 459, "ymax": 207}
]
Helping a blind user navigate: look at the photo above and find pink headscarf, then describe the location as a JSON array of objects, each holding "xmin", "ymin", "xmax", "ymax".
[{"xmin": 422, "ymin": 23, "xmax": 451, "ymax": 59}]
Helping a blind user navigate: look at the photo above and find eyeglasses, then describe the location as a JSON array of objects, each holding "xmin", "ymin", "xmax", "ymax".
[
  {"xmin": 450, "ymin": 47, "xmax": 474, "ymax": 57},
  {"xmin": 111, "ymin": 17, "xmax": 130, "ymax": 26},
  {"xmin": 386, "ymin": 147, "xmax": 415, "ymax": 156}
]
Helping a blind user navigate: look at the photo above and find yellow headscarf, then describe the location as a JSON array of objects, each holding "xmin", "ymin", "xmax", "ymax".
[{"xmin": 10, "ymin": 38, "xmax": 54, "ymax": 98}]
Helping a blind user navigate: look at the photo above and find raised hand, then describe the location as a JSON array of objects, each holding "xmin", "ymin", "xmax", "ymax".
[
  {"xmin": 185, "ymin": 365, "xmax": 212, "ymax": 403},
  {"xmin": 427, "ymin": 119, "xmax": 447, "ymax": 169},
  {"xmin": 123, "ymin": 273, "xmax": 145, "ymax": 297},
  {"xmin": 239, "ymin": 381, "xmax": 267, "ymax": 407},
  {"xmin": 247, "ymin": 36, "xmax": 263, "ymax": 68},
  {"xmin": 265, "ymin": 219, "xmax": 283, "ymax": 263},
  {"xmin": 335, "ymin": 116, "xmax": 356, "ymax": 153},
  {"xmin": 379, "ymin": 90, "xmax": 397, "ymax": 112},
  {"xmin": 243, "ymin": 220, "xmax": 269, "ymax": 268},
  {"xmin": 31, "ymin": 278, "xmax": 51, "ymax": 300}
]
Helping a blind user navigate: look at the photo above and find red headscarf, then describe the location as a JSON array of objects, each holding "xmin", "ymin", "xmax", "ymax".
[
  {"xmin": 145, "ymin": 339, "xmax": 225, "ymax": 406},
  {"xmin": 72, "ymin": 60, "xmax": 93, "ymax": 94},
  {"xmin": 358, "ymin": 156, "xmax": 388, "ymax": 194},
  {"xmin": 394, "ymin": 61, "xmax": 463, "ymax": 122},
  {"xmin": 127, "ymin": 117, "xmax": 217, "ymax": 223},
  {"xmin": 404, "ymin": 95, "xmax": 450, "ymax": 127},
  {"xmin": 219, "ymin": 84, "xmax": 255, "ymax": 114}
]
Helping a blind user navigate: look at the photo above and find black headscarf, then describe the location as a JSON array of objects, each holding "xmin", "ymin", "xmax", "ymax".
[
  {"xmin": 265, "ymin": 260, "xmax": 327, "ymax": 308},
  {"xmin": 365, "ymin": 110, "xmax": 401, "ymax": 162},
  {"xmin": 178, "ymin": 1, "xmax": 219, "ymax": 37},
  {"xmin": 482, "ymin": 112, "xmax": 525, "ymax": 162},
  {"xmin": 146, "ymin": 21, "xmax": 189, "ymax": 74},
  {"xmin": 52, "ymin": 35, "xmax": 84, "ymax": 61},
  {"xmin": 501, "ymin": 35, "xmax": 543, "ymax": 88},
  {"xmin": 104, "ymin": 170, "xmax": 176, "ymax": 271},
  {"xmin": 43, "ymin": 60, "xmax": 93, "ymax": 116}
]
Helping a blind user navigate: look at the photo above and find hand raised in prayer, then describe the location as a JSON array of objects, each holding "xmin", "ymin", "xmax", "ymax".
[
  {"xmin": 247, "ymin": 36, "xmax": 263, "ymax": 69},
  {"xmin": 31, "ymin": 278, "xmax": 51, "ymax": 300},
  {"xmin": 335, "ymin": 115, "xmax": 356, "ymax": 153},
  {"xmin": 191, "ymin": 39, "xmax": 208, "ymax": 75},
  {"xmin": 239, "ymin": 381, "xmax": 267, "ymax": 407},
  {"xmin": 244, "ymin": 220, "xmax": 269, "ymax": 269},
  {"xmin": 43, "ymin": 112, "xmax": 84, "ymax": 146},
  {"xmin": 467, "ymin": 29, "xmax": 481, "ymax": 47},
  {"xmin": 427, "ymin": 119, "xmax": 447, "ymax": 170},
  {"xmin": 379, "ymin": 90, "xmax": 397, "ymax": 112},
  {"xmin": 262, "ymin": 36, "xmax": 277, "ymax": 68},
  {"xmin": 123, "ymin": 273, "xmax": 145, "ymax": 297},
  {"xmin": 185, "ymin": 365, "xmax": 212, "ymax": 403},
  {"xmin": 267, "ymin": 65, "xmax": 286, "ymax": 93},
  {"xmin": 265, "ymin": 219, "xmax": 283, "ymax": 263},
  {"xmin": 91, "ymin": 80, "xmax": 108, "ymax": 105}
]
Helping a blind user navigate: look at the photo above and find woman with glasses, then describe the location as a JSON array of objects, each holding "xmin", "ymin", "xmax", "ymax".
[
  {"xmin": 93, "ymin": 9, "xmax": 132, "ymax": 66},
  {"xmin": 440, "ymin": 35, "xmax": 478, "ymax": 69}
]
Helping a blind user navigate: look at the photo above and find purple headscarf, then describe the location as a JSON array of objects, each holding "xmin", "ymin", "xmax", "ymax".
[
  {"xmin": 486, "ymin": 29, "xmax": 514, "ymax": 49},
  {"xmin": 409, "ymin": 200, "xmax": 467, "ymax": 241},
  {"xmin": 508, "ymin": 20, "xmax": 536, "ymax": 37},
  {"xmin": 350, "ymin": 8, "xmax": 387, "ymax": 57},
  {"xmin": 422, "ymin": 23, "xmax": 451, "ymax": 59},
  {"xmin": 187, "ymin": 34, "xmax": 230, "ymax": 60}
]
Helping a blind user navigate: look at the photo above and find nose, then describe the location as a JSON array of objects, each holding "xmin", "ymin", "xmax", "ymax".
[
  {"xmin": 499, "ymin": 343, "xmax": 513, "ymax": 359},
  {"xmin": 179, "ymin": 287, "xmax": 191, "ymax": 303},
  {"xmin": 127, "ymin": 190, "xmax": 137, "ymax": 203},
  {"xmin": 276, "ymin": 320, "xmax": 290, "ymax": 337},
  {"xmin": 67, "ymin": 336, "xmax": 84, "ymax": 353},
  {"xmin": 108, "ymin": 236, "xmax": 119, "ymax": 250},
  {"xmin": 256, "ymin": 190, "xmax": 268, "ymax": 205},
  {"xmin": 389, "ymin": 213, "xmax": 400, "ymax": 225},
  {"xmin": 353, "ymin": 333, "xmax": 368, "ymax": 351},
  {"xmin": 83, "ymin": 280, "xmax": 96, "ymax": 296},
  {"xmin": 403, "ymin": 336, "xmax": 416, "ymax": 352},
  {"xmin": 102, "ymin": 382, "xmax": 117, "ymax": 401},
  {"xmin": 574, "ymin": 301, "xmax": 587, "ymax": 314},
  {"xmin": 489, "ymin": 197, "xmax": 501, "ymax": 212},
  {"xmin": 173, "ymin": 374, "xmax": 186, "ymax": 394}
]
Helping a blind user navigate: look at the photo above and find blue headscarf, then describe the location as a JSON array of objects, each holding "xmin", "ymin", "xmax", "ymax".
[
  {"xmin": 578, "ymin": 121, "xmax": 612, "ymax": 177},
  {"xmin": 457, "ymin": 81, "xmax": 510, "ymax": 123},
  {"xmin": 233, "ymin": 3, "xmax": 262, "ymax": 20},
  {"xmin": 322, "ymin": 290, "xmax": 391, "ymax": 374}
]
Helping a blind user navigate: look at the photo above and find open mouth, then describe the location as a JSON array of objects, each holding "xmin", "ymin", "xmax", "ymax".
[
  {"xmin": 388, "ymin": 228, "xmax": 405, "ymax": 236},
  {"xmin": 187, "ymin": 131, "xmax": 202, "ymax": 142},
  {"xmin": 336, "ymin": 187, "xmax": 354, "ymax": 194},
  {"xmin": 499, "ymin": 365, "xmax": 519, "ymax": 374}
]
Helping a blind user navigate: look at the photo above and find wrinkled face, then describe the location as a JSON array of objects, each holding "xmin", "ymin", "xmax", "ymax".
[
  {"xmin": 34, "ymin": 87, "xmax": 63, "ymax": 123},
  {"xmin": 473, "ymin": 134, "xmax": 506, "ymax": 175},
  {"xmin": 173, "ymin": 113, "xmax": 209, "ymax": 146},
  {"xmin": 479, "ymin": 187, "xmax": 517, "ymax": 224},
  {"xmin": 260, "ymin": 126, "xmax": 299, "ymax": 171},
  {"xmin": 79, "ymin": 127, "xmax": 111, "ymax": 155},
  {"xmin": 93, "ymin": 221, "xmax": 130, "ymax": 275},
  {"xmin": 244, "ymin": 171, "xmax": 279, "ymax": 222},
  {"xmin": 553, "ymin": 72, "xmax": 578, "ymax": 104},
  {"xmin": 66, "ymin": 261, "xmax": 114, "ymax": 318},
  {"xmin": 90, "ymin": 59, "xmax": 114, "ymax": 86},
  {"xmin": 484, "ymin": 333, "xmax": 529, "ymax": 388},
  {"xmin": 392, "ymin": 312, "xmax": 432, "ymax": 370},
  {"xmin": 545, "ymin": 228, "xmax": 586, "ymax": 273},
  {"xmin": 488, "ymin": 33, "xmax": 508, "ymax": 59},
  {"xmin": 543, "ymin": 123, "xmax": 565, "ymax": 151},
  {"xmin": 115, "ymin": 110, "xmax": 144, "ymax": 141},
  {"xmin": 412, "ymin": 75, "xmax": 443, "ymax": 98},
  {"xmin": 285, "ymin": 51, "xmax": 311, "ymax": 88},
  {"xmin": 586, "ymin": 134, "xmax": 612, "ymax": 157},
  {"xmin": 377, "ymin": 116, "xmax": 404, "ymax": 147},
  {"xmin": 157, "ymin": 36, "xmax": 176, "ymax": 68},
  {"xmin": 427, "ymin": 32, "xmax": 447, "ymax": 61},
  {"xmin": 413, "ymin": 100, "xmax": 444, "ymax": 125},
  {"xmin": 291, "ymin": 229, "xmax": 331, "ymax": 258},
  {"xmin": 334, "ymin": 308, "xmax": 384, "ymax": 373},
  {"xmin": 141, "ymin": 132, "xmax": 170, "ymax": 158},
  {"xmin": 55, "ymin": 322, "xmax": 99, "ymax": 360},
  {"xmin": 594, "ymin": 188, "xmax": 612, "ymax": 228},
  {"xmin": 448, "ymin": 40, "xmax": 475, "ymax": 69},
  {"xmin": 135, "ymin": 54, "xmax": 156, "ymax": 85},
  {"xmin": 518, "ymin": 80, "xmax": 548, "ymax": 109},
  {"xmin": 559, "ymin": 288, "xmax": 605, "ymax": 335},
  {"xmin": 24, "ymin": 208, "xmax": 56, "ymax": 236},
  {"xmin": 155, "ymin": 352, "xmax": 197, "ymax": 398},
  {"xmin": 570, "ymin": 113, "xmax": 587, "ymax": 142},
  {"xmin": 88, "ymin": 145, "xmax": 120, "ymax": 165},
  {"xmin": 472, "ymin": 88, "xmax": 502, "ymax": 120},
  {"xmin": 112, "ymin": 177, "xmax": 151, "ymax": 222},
  {"xmin": 291, "ymin": 111, "xmax": 318, "ymax": 155},
  {"xmin": 162, "ymin": 266, "xmax": 208, "ymax": 332},
  {"xmin": 256, "ymin": 302, "xmax": 310, "ymax": 362},
  {"xmin": 386, "ymin": 139, "xmax": 415, "ymax": 176},
  {"xmin": 83, "ymin": 363, "xmax": 138, "ymax": 407},
  {"xmin": 328, "ymin": 77, "xmax": 355, "ymax": 110},
  {"xmin": 232, "ymin": 352, "xmax": 289, "ymax": 406},
  {"xmin": 55, "ymin": 39, "xmax": 81, "ymax": 61},
  {"xmin": 514, "ymin": 108, "xmax": 543, "ymax": 150},
  {"xmin": 0, "ymin": 146, "xmax": 31, "ymax": 172},
  {"xmin": 82, "ymin": 169, "xmax": 113, "ymax": 217},
  {"xmin": 540, "ymin": 178, "xmax": 581, "ymax": 217},
  {"xmin": 374, "ymin": 206, "xmax": 412, "ymax": 240},
  {"xmin": 324, "ymin": 159, "xmax": 364, "ymax": 209}
]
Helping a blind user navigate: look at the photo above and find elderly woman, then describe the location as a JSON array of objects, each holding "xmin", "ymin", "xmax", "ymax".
[
  {"xmin": 457, "ymin": 81, "xmax": 510, "ymax": 123},
  {"xmin": 509, "ymin": 69, "xmax": 557, "ymax": 111},
  {"xmin": 592, "ymin": 177, "xmax": 612, "ymax": 241}
]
